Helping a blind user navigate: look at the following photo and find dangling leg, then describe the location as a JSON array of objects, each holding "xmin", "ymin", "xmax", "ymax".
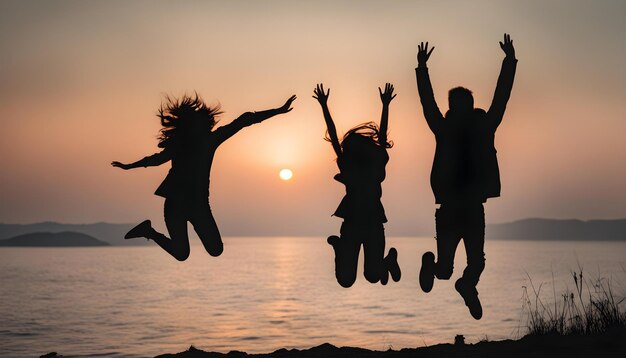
[
  {"xmin": 363, "ymin": 224, "xmax": 386, "ymax": 285},
  {"xmin": 384, "ymin": 228, "xmax": 401, "ymax": 283},
  {"xmin": 190, "ymin": 202, "xmax": 223, "ymax": 257},
  {"xmin": 434, "ymin": 204, "xmax": 462, "ymax": 280},
  {"xmin": 461, "ymin": 204, "xmax": 485, "ymax": 287},
  {"xmin": 330, "ymin": 221, "xmax": 361, "ymax": 288},
  {"xmin": 128, "ymin": 198, "xmax": 191, "ymax": 261},
  {"xmin": 455, "ymin": 203, "xmax": 485, "ymax": 320},
  {"xmin": 421, "ymin": 204, "xmax": 461, "ymax": 292}
]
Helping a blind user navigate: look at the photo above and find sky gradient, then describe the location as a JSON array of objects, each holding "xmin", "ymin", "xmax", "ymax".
[{"xmin": 1, "ymin": 0, "xmax": 625, "ymax": 235}]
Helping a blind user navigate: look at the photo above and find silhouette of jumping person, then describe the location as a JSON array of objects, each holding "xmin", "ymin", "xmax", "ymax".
[
  {"xmin": 415, "ymin": 34, "xmax": 517, "ymax": 319},
  {"xmin": 112, "ymin": 93, "xmax": 296, "ymax": 261},
  {"xmin": 314, "ymin": 83, "xmax": 401, "ymax": 287}
]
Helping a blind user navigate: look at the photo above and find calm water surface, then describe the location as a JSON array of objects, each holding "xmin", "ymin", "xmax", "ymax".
[{"xmin": 1, "ymin": 237, "xmax": 625, "ymax": 357}]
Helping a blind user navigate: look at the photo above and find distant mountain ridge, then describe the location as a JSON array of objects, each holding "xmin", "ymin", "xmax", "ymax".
[
  {"xmin": 487, "ymin": 218, "xmax": 626, "ymax": 241},
  {"xmin": 0, "ymin": 231, "xmax": 109, "ymax": 247},
  {"xmin": 0, "ymin": 218, "xmax": 625, "ymax": 246},
  {"xmin": 0, "ymin": 222, "xmax": 145, "ymax": 246}
]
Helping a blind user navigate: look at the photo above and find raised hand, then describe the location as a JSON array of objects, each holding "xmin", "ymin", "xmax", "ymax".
[
  {"xmin": 379, "ymin": 83, "xmax": 397, "ymax": 105},
  {"xmin": 111, "ymin": 161, "xmax": 131, "ymax": 170},
  {"xmin": 417, "ymin": 41, "xmax": 435, "ymax": 67},
  {"xmin": 499, "ymin": 33, "xmax": 515, "ymax": 59},
  {"xmin": 313, "ymin": 83, "xmax": 330, "ymax": 106},
  {"xmin": 278, "ymin": 95, "xmax": 297, "ymax": 113}
]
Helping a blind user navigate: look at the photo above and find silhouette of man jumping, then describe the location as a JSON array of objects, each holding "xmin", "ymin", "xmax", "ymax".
[{"xmin": 416, "ymin": 34, "xmax": 517, "ymax": 319}]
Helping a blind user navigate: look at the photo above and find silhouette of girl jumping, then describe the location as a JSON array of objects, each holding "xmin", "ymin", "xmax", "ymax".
[
  {"xmin": 112, "ymin": 93, "xmax": 296, "ymax": 261},
  {"xmin": 313, "ymin": 83, "xmax": 401, "ymax": 287}
]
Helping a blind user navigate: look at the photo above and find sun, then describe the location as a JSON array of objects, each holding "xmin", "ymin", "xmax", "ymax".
[{"xmin": 279, "ymin": 168, "xmax": 293, "ymax": 181}]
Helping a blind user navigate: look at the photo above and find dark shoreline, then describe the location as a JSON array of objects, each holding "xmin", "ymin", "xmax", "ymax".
[
  {"xmin": 37, "ymin": 330, "xmax": 626, "ymax": 358},
  {"xmin": 151, "ymin": 330, "xmax": 625, "ymax": 358}
]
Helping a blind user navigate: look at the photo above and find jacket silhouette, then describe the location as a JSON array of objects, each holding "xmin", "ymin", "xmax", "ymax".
[
  {"xmin": 415, "ymin": 34, "xmax": 517, "ymax": 320},
  {"xmin": 416, "ymin": 54, "xmax": 517, "ymax": 203}
]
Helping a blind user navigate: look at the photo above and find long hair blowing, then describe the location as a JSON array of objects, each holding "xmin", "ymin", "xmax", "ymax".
[
  {"xmin": 325, "ymin": 122, "xmax": 393, "ymax": 149},
  {"xmin": 157, "ymin": 93, "xmax": 222, "ymax": 148}
]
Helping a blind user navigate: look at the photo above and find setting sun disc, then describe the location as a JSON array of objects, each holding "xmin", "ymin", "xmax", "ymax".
[{"xmin": 279, "ymin": 169, "xmax": 293, "ymax": 181}]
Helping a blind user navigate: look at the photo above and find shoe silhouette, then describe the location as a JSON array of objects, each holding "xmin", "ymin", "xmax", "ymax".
[
  {"xmin": 419, "ymin": 251, "xmax": 436, "ymax": 293},
  {"xmin": 124, "ymin": 220, "xmax": 152, "ymax": 239},
  {"xmin": 380, "ymin": 269, "xmax": 389, "ymax": 286},
  {"xmin": 456, "ymin": 278, "xmax": 483, "ymax": 320},
  {"xmin": 386, "ymin": 248, "xmax": 401, "ymax": 282}
]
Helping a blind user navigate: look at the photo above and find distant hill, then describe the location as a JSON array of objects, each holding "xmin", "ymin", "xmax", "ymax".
[
  {"xmin": 487, "ymin": 218, "xmax": 626, "ymax": 241},
  {"xmin": 0, "ymin": 222, "xmax": 147, "ymax": 246},
  {"xmin": 0, "ymin": 231, "xmax": 110, "ymax": 247},
  {"xmin": 0, "ymin": 219, "xmax": 624, "ymax": 245}
]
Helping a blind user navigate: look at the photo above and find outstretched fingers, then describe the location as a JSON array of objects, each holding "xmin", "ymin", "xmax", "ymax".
[
  {"xmin": 313, "ymin": 83, "xmax": 330, "ymax": 103},
  {"xmin": 418, "ymin": 41, "xmax": 435, "ymax": 65},
  {"xmin": 501, "ymin": 33, "xmax": 508, "ymax": 46},
  {"xmin": 419, "ymin": 42, "xmax": 433, "ymax": 52},
  {"xmin": 282, "ymin": 95, "xmax": 297, "ymax": 112},
  {"xmin": 380, "ymin": 83, "xmax": 396, "ymax": 103},
  {"xmin": 111, "ymin": 161, "xmax": 129, "ymax": 170},
  {"xmin": 313, "ymin": 84, "xmax": 321, "ymax": 99},
  {"xmin": 499, "ymin": 33, "xmax": 515, "ymax": 58},
  {"xmin": 386, "ymin": 83, "xmax": 394, "ymax": 93},
  {"xmin": 314, "ymin": 83, "xmax": 323, "ymax": 96}
]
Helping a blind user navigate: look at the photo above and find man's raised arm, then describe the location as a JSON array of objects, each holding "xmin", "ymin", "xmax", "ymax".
[
  {"xmin": 488, "ymin": 33, "xmax": 518, "ymax": 130},
  {"xmin": 415, "ymin": 42, "xmax": 443, "ymax": 134}
]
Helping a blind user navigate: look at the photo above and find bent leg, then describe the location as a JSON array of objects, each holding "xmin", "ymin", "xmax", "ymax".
[
  {"xmin": 190, "ymin": 203, "xmax": 223, "ymax": 257},
  {"xmin": 333, "ymin": 222, "xmax": 361, "ymax": 288},
  {"xmin": 461, "ymin": 204, "xmax": 485, "ymax": 287},
  {"xmin": 434, "ymin": 205, "xmax": 461, "ymax": 280},
  {"xmin": 146, "ymin": 198, "xmax": 190, "ymax": 261},
  {"xmin": 362, "ymin": 224, "xmax": 386, "ymax": 284}
]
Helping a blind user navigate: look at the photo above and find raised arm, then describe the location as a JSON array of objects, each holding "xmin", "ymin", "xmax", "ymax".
[
  {"xmin": 111, "ymin": 149, "xmax": 171, "ymax": 170},
  {"xmin": 213, "ymin": 95, "xmax": 296, "ymax": 144},
  {"xmin": 313, "ymin": 83, "xmax": 342, "ymax": 157},
  {"xmin": 378, "ymin": 83, "xmax": 396, "ymax": 146},
  {"xmin": 415, "ymin": 42, "xmax": 444, "ymax": 133},
  {"xmin": 488, "ymin": 33, "xmax": 518, "ymax": 130}
]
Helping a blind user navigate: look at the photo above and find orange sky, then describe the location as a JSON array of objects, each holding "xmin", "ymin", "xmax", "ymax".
[{"xmin": 1, "ymin": 0, "xmax": 625, "ymax": 235}]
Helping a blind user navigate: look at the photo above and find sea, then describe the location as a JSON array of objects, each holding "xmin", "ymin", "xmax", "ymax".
[{"xmin": 1, "ymin": 237, "xmax": 625, "ymax": 357}]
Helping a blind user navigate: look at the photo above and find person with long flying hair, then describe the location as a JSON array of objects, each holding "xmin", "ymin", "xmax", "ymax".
[
  {"xmin": 313, "ymin": 83, "xmax": 401, "ymax": 287},
  {"xmin": 112, "ymin": 93, "xmax": 296, "ymax": 261}
]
